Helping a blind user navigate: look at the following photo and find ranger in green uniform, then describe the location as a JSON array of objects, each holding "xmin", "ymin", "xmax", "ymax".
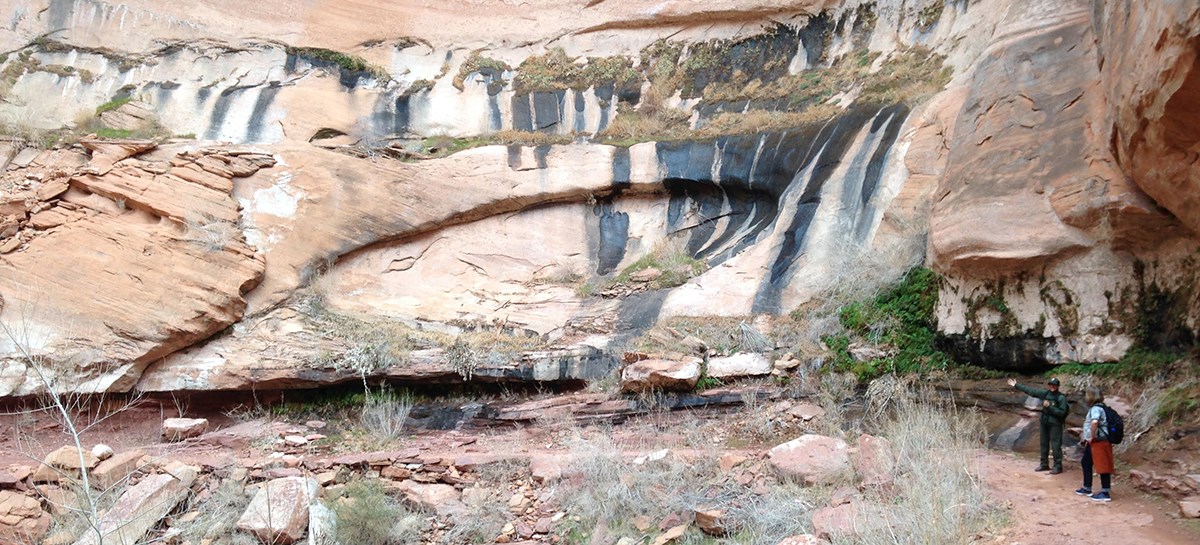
[{"xmin": 1008, "ymin": 377, "xmax": 1070, "ymax": 474}]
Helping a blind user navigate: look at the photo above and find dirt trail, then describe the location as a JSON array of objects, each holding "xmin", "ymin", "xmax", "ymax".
[{"xmin": 983, "ymin": 451, "xmax": 1197, "ymax": 544}]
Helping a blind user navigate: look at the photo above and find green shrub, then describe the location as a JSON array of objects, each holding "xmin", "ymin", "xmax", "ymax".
[
  {"xmin": 1054, "ymin": 348, "xmax": 1186, "ymax": 381},
  {"xmin": 825, "ymin": 267, "xmax": 952, "ymax": 381}
]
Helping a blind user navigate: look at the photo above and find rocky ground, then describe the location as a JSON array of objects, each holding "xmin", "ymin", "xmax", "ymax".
[{"xmin": 0, "ymin": 380, "xmax": 1196, "ymax": 545}]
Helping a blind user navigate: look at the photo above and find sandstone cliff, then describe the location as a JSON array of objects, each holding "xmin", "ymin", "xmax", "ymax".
[{"xmin": 0, "ymin": 0, "xmax": 1196, "ymax": 395}]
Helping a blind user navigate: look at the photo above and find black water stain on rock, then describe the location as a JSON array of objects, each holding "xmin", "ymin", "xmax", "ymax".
[
  {"xmin": 594, "ymin": 84, "xmax": 614, "ymax": 131},
  {"xmin": 796, "ymin": 12, "xmax": 833, "ymax": 66},
  {"xmin": 750, "ymin": 107, "xmax": 881, "ymax": 313},
  {"xmin": 533, "ymin": 145, "xmax": 551, "ymax": 169},
  {"xmin": 573, "ymin": 89, "xmax": 586, "ymax": 133},
  {"xmin": 512, "ymin": 94, "xmax": 533, "ymax": 131},
  {"xmin": 203, "ymin": 86, "xmax": 247, "ymax": 140},
  {"xmin": 594, "ymin": 199, "xmax": 630, "ymax": 276},
  {"xmin": 394, "ymin": 94, "xmax": 411, "ymax": 135},
  {"xmin": 612, "ymin": 146, "xmax": 631, "ymax": 188},
  {"xmin": 531, "ymin": 91, "xmax": 566, "ymax": 132},
  {"xmin": 244, "ymin": 83, "xmax": 281, "ymax": 143},
  {"xmin": 506, "ymin": 145, "xmax": 523, "ymax": 169},
  {"xmin": 196, "ymin": 86, "xmax": 212, "ymax": 109},
  {"xmin": 616, "ymin": 290, "xmax": 671, "ymax": 339},
  {"xmin": 488, "ymin": 94, "xmax": 502, "ymax": 131}
]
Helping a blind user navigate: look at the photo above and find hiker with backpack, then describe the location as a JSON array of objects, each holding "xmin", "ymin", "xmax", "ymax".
[
  {"xmin": 1008, "ymin": 377, "xmax": 1070, "ymax": 474},
  {"xmin": 1077, "ymin": 386, "xmax": 1121, "ymax": 502}
]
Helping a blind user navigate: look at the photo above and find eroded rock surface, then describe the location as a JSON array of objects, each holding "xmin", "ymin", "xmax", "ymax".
[{"xmin": 0, "ymin": 143, "xmax": 274, "ymax": 395}]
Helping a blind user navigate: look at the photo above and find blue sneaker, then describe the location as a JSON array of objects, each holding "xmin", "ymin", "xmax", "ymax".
[
  {"xmin": 1090, "ymin": 491, "xmax": 1112, "ymax": 502},
  {"xmin": 1074, "ymin": 487, "xmax": 1092, "ymax": 496}
]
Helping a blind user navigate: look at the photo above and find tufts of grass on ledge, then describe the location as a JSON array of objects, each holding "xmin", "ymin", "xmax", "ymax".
[{"xmin": 287, "ymin": 46, "xmax": 389, "ymax": 80}]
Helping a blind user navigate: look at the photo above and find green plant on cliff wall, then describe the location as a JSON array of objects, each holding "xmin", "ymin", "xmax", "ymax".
[
  {"xmin": 915, "ymin": 3, "xmax": 945, "ymax": 31},
  {"xmin": 453, "ymin": 52, "xmax": 509, "ymax": 91},
  {"xmin": 511, "ymin": 48, "xmax": 642, "ymax": 95},
  {"xmin": 287, "ymin": 46, "xmax": 389, "ymax": 80},
  {"xmin": 824, "ymin": 267, "xmax": 952, "ymax": 381}
]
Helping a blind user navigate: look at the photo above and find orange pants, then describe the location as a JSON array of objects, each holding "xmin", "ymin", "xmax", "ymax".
[{"xmin": 1090, "ymin": 440, "xmax": 1114, "ymax": 474}]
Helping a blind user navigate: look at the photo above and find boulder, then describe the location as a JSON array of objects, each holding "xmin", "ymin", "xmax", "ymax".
[
  {"xmin": 851, "ymin": 433, "xmax": 895, "ymax": 489},
  {"xmin": 530, "ymin": 456, "xmax": 563, "ymax": 483},
  {"xmin": 774, "ymin": 353, "xmax": 801, "ymax": 371},
  {"xmin": 812, "ymin": 501, "xmax": 862, "ymax": 542},
  {"xmin": 694, "ymin": 508, "xmax": 731, "ymax": 536},
  {"xmin": 72, "ymin": 472, "xmax": 192, "ymax": 545},
  {"xmin": 1180, "ymin": 496, "xmax": 1200, "ymax": 519},
  {"xmin": 718, "ymin": 453, "xmax": 748, "ymax": 472},
  {"xmin": 0, "ymin": 490, "xmax": 51, "ymax": 542},
  {"xmin": 90, "ymin": 449, "xmax": 146, "ymax": 491},
  {"xmin": 90, "ymin": 445, "xmax": 114, "ymax": 462},
  {"xmin": 34, "ymin": 484, "xmax": 76, "ymax": 517},
  {"xmin": 630, "ymin": 268, "xmax": 663, "ymax": 283},
  {"xmin": 162, "ymin": 418, "xmax": 209, "ymax": 441},
  {"xmin": 32, "ymin": 446, "xmax": 101, "ymax": 483},
  {"xmin": 621, "ymin": 358, "xmax": 702, "ymax": 392},
  {"xmin": 392, "ymin": 481, "xmax": 465, "ymax": 517},
  {"xmin": 235, "ymin": 476, "xmax": 318, "ymax": 545},
  {"xmin": 0, "ymin": 466, "xmax": 32, "ymax": 489},
  {"xmin": 43, "ymin": 446, "xmax": 100, "ymax": 470},
  {"xmin": 706, "ymin": 353, "xmax": 772, "ymax": 379},
  {"xmin": 787, "ymin": 402, "xmax": 825, "ymax": 422},
  {"xmin": 767, "ymin": 435, "xmax": 851, "ymax": 485}
]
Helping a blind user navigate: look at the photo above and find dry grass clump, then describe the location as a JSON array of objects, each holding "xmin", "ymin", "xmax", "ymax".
[
  {"xmin": 605, "ymin": 239, "xmax": 708, "ymax": 292},
  {"xmin": 632, "ymin": 316, "xmax": 745, "ymax": 356},
  {"xmin": 443, "ymin": 462, "xmax": 526, "ymax": 544},
  {"xmin": 851, "ymin": 377, "xmax": 994, "ymax": 545},
  {"xmin": 556, "ymin": 432, "xmax": 712, "ymax": 536},
  {"xmin": 555, "ymin": 428, "xmax": 821, "ymax": 544},
  {"xmin": 697, "ymin": 104, "xmax": 842, "ymax": 137},
  {"xmin": 304, "ymin": 295, "xmax": 548, "ymax": 380},
  {"xmin": 703, "ymin": 47, "xmax": 949, "ymax": 109},
  {"xmin": 175, "ymin": 478, "xmax": 253, "ymax": 545},
  {"xmin": 360, "ymin": 385, "xmax": 413, "ymax": 444},
  {"xmin": 330, "ymin": 478, "xmax": 425, "ymax": 545},
  {"xmin": 513, "ymin": 47, "xmax": 640, "ymax": 94},
  {"xmin": 183, "ymin": 216, "xmax": 241, "ymax": 252},
  {"xmin": 598, "ymin": 106, "xmax": 692, "ymax": 145}
]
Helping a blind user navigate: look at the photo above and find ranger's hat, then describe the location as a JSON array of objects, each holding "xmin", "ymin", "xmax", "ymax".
[{"xmin": 1047, "ymin": 378, "xmax": 1061, "ymax": 386}]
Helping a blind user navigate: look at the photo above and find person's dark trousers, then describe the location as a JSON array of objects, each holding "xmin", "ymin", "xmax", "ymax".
[
  {"xmin": 1081, "ymin": 445, "xmax": 1113, "ymax": 490},
  {"xmin": 1040, "ymin": 422, "xmax": 1064, "ymax": 470}
]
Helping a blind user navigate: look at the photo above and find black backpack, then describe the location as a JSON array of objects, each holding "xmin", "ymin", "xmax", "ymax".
[{"xmin": 1100, "ymin": 404, "xmax": 1124, "ymax": 444}]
